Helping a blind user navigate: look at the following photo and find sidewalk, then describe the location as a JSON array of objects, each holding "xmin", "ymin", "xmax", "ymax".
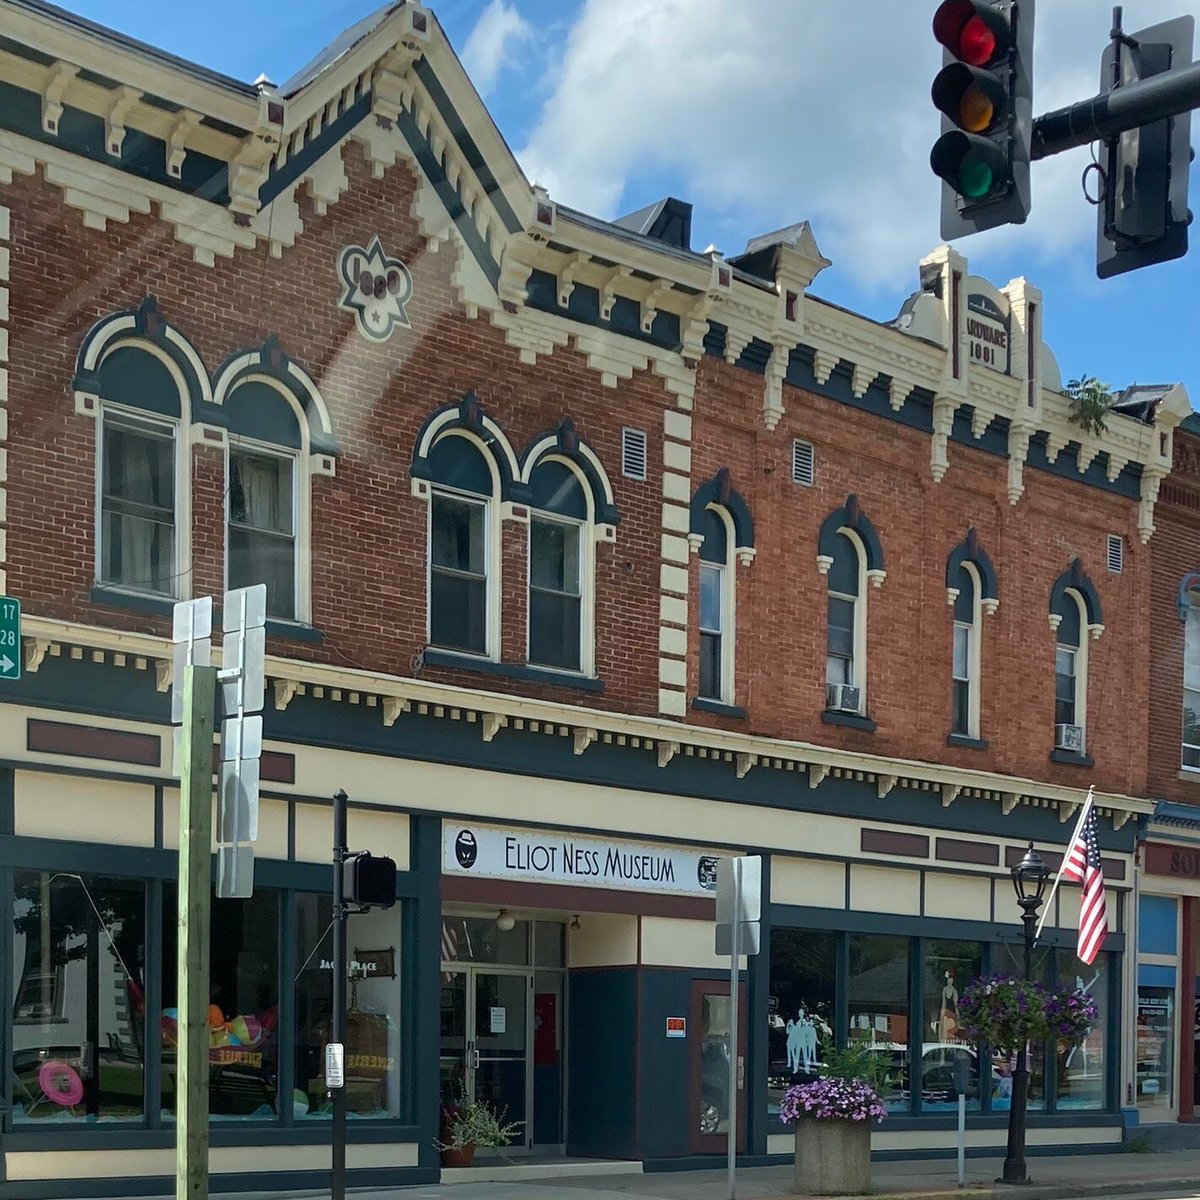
[{"xmin": 137, "ymin": 1149, "xmax": 1200, "ymax": 1200}]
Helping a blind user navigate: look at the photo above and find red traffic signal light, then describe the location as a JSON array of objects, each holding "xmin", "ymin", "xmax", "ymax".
[{"xmin": 930, "ymin": 0, "xmax": 1034, "ymax": 237}]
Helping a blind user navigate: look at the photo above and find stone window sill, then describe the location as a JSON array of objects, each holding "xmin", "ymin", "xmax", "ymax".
[
  {"xmin": 947, "ymin": 733, "xmax": 989, "ymax": 750},
  {"xmin": 822, "ymin": 710, "xmax": 877, "ymax": 733},
  {"xmin": 691, "ymin": 698, "xmax": 747, "ymax": 719},
  {"xmin": 91, "ymin": 584, "xmax": 175, "ymax": 617},
  {"xmin": 422, "ymin": 647, "xmax": 604, "ymax": 693}
]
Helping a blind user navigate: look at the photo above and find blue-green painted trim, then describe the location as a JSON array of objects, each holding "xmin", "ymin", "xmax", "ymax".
[
  {"xmin": 412, "ymin": 59, "xmax": 521, "ymax": 235},
  {"xmin": 946, "ymin": 530, "xmax": 999, "ymax": 602},
  {"xmin": 1051, "ymin": 750, "xmax": 1095, "ymax": 768},
  {"xmin": 410, "ymin": 815, "xmax": 442, "ymax": 1168},
  {"xmin": 0, "ymin": 857, "xmax": 12, "ymax": 1135},
  {"xmin": 822, "ymin": 710, "xmax": 877, "ymax": 733},
  {"xmin": 89, "ymin": 585, "xmax": 176, "ymax": 616},
  {"xmin": 0, "ymin": 81, "xmax": 230, "ymax": 206},
  {"xmin": 410, "ymin": 391, "xmax": 528, "ymax": 502},
  {"xmin": 689, "ymin": 470, "xmax": 755, "ymax": 550},
  {"xmin": 258, "ymin": 92, "xmax": 371, "ymax": 208},
  {"xmin": 145, "ymin": 876, "xmax": 163, "ymax": 1130},
  {"xmin": 396, "ymin": 105, "xmax": 499, "ymax": 288},
  {"xmin": 749, "ymin": 853, "xmax": 771, "ymax": 1155},
  {"xmin": 524, "ymin": 269, "xmax": 683, "ymax": 352},
  {"xmin": 947, "ymin": 734, "xmax": 989, "ymax": 750},
  {"xmin": 519, "ymin": 418, "xmax": 620, "ymax": 526},
  {"xmin": 264, "ymin": 619, "xmax": 323, "ymax": 644},
  {"xmin": 691, "ymin": 698, "xmax": 746, "ymax": 719},
  {"xmin": 1051, "ymin": 558, "xmax": 1104, "ymax": 627},
  {"xmin": 818, "ymin": 496, "xmax": 884, "ymax": 573},
  {"xmin": 422, "ymin": 647, "xmax": 605, "ymax": 692}
]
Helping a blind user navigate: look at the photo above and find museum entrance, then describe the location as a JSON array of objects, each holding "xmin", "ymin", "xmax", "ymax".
[{"xmin": 439, "ymin": 915, "xmax": 565, "ymax": 1153}]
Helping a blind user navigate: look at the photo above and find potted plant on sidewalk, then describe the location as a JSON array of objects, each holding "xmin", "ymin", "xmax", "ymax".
[
  {"xmin": 437, "ymin": 1086, "xmax": 523, "ymax": 1167},
  {"xmin": 780, "ymin": 1034, "xmax": 889, "ymax": 1195}
]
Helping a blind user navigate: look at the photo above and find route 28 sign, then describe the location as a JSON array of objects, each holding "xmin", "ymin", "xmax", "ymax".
[{"xmin": 337, "ymin": 237, "xmax": 414, "ymax": 342}]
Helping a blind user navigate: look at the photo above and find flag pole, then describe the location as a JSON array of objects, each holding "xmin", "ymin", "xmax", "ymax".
[{"xmin": 1035, "ymin": 785, "xmax": 1094, "ymax": 941}]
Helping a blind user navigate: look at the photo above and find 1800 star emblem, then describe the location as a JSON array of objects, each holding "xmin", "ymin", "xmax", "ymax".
[{"xmin": 337, "ymin": 237, "xmax": 414, "ymax": 342}]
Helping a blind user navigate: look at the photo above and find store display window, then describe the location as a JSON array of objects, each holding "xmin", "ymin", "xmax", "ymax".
[
  {"xmin": 1055, "ymin": 950, "xmax": 1108, "ymax": 1110},
  {"xmin": 766, "ymin": 930, "xmax": 836, "ymax": 1119},
  {"xmin": 920, "ymin": 941, "xmax": 983, "ymax": 1113},
  {"xmin": 1137, "ymin": 985, "xmax": 1175, "ymax": 1113}
]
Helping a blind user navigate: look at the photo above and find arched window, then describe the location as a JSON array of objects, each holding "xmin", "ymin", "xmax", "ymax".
[
  {"xmin": 528, "ymin": 458, "xmax": 590, "ymax": 672},
  {"xmin": 94, "ymin": 344, "xmax": 189, "ymax": 598},
  {"xmin": 946, "ymin": 530, "xmax": 999, "ymax": 743},
  {"xmin": 1049, "ymin": 559, "xmax": 1104, "ymax": 759},
  {"xmin": 689, "ymin": 470, "xmax": 754, "ymax": 709},
  {"xmin": 818, "ymin": 496, "xmax": 884, "ymax": 719},
  {"xmin": 1179, "ymin": 572, "xmax": 1200, "ymax": 769}
]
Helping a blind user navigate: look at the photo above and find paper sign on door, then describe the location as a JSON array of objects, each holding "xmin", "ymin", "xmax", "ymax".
[{"xmin": 490, "ymin": 1006, "xmax": 506, "ymax": 1034}]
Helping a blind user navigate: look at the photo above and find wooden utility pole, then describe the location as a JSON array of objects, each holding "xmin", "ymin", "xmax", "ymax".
[{"xmin": 177, "ymin": 663, "xmax": 217, "ymax": 1200}]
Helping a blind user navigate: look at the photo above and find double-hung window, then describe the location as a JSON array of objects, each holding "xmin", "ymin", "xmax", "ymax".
[
  {"xmin": 1055, "ymin": 645, "xmax": 1078, "ymax": 728},
  {"xmin": 949, "ymin": 561, "xmax": 981, "ymax": 739},
  {"xmin": 227, "ymin": 444, "xmax": 296, "ymax": 620},
  {"xmin": 826, "ymin": 594, "xmax": 856, "ymax": 688},
  {"xmin": 952, "ymin": 622, "xmax": 972, "ymax": 735},
  {"xmin": 1185, "ymin": 604, "xmax": 1200, "ymax": 768},
  {"xmin": 825, "ymin": 530, "xmax": 864, "ymax": 713},
  {"xmin": 99, "ymin": 410, "xmax": 177, "ymax": 596},
  {"xmin": 698, "ymin": 561, "xmax": 724, "ymax": 700},
  {"xmin": 430, "ymin": 491, "xmax": 489, "ymax": 655},
  {"xmin": 529, "ymin": 516, "xmax": 582, "ymax": 670}
]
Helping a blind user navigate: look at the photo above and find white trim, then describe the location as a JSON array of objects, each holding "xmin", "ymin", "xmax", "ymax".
[
  {"xmin": 224, "ymin": 435, "xmax": 305, "ymax": 624},
  {"xmin": 1055, "ymin": 589, "xmax": 1089, "ymax": 750},
  {"xmin": 415, "ymin": 407, "xmax": 520, "ymax": 486},
  {"xmin": 698, "ymin": 504, "xmax": 737, "ymax": 706},
  {"xmin": 526, "ymin": 508, "xmax": 593, "ymax": 677},
  {"xmin": 952, "ymin": 561, "xmax": 983, "ymax": 740},
  {"xmin": 825, "ymin": 526, "xmax": 868, "ymax": 714}
]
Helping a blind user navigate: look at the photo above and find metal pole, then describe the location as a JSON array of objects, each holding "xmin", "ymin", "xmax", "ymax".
[
  {"xmin": 1001, "ymin": 908, "xmax": 1038, "ymax": 1184},
  {"xmin": 176, "ymin": 663, "xmax": 217, "ymax": 1200},
  {"xmin": 331, "ymin": 789, "xmax": 348, "ymax": 1200},
  {"xmin": 1032, "ymin": 60, "xmax": 1200, "ymax": 160},
  {"xmin": 727, "ymin": 859, "xmax": 740, "ymax": 1200}
]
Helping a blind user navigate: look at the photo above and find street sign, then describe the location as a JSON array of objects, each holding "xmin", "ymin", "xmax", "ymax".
[
  {"xmin": 216, "ymin": 843, "xmax": 254, "ymax": 899},
  {"xmin": 716, "ymin": 855, "xmax": 762, "ymax": 924},
  {"xmin": 171, "ymin": 597, "xmax": 212, "ymax": 725},
  {"xmin": 0, "ymin": 596, "xmax": 20, "ymax": 680},
  {"xmin": 716, "ymin": 921, "xmax": 761, "ymax": 957},
  {"xmin": 325, "ymin": 1042, "xmax": 345, "ymax": 1090}
]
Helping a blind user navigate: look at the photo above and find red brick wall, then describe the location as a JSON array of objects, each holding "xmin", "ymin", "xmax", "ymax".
[
  {"xmin": 687, "ymin": 356, "xmax": 1148, "ymax": 797},
  {"xmin": 1148, "ymin": 432, "xmax": 1200, "ymax": 805}
]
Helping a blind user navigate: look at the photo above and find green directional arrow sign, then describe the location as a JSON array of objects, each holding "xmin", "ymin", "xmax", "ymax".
[{"xmin": 0, "ymin": 597, "xmax": 20, "ymax": 680}]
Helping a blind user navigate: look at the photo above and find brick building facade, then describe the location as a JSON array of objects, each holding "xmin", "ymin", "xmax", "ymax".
[{"xmin": 0, "ymin": 1, "xmax": 1190, "ymax": 1192}]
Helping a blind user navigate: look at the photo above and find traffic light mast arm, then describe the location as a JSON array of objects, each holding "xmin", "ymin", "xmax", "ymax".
[{"xmin": 1032, "ymin": 59, "xmax": 1200, "ymax": 159}]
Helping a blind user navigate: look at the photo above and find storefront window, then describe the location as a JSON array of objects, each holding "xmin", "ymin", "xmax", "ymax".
[
  {"xmin": 766, "ymin": 930, "xmax": 836, "ymax": 1119},
  {"xmin": 293, "ymin": 893, "xmax": 402, "ymax": 1119},
  {"xmin": 1137, "ymin": 985, "xmax": 1175, "ymax": 1113},
  {"xmin": 161, "ymin": 888, "xmax": 280, "ymax": 1121},
  {"xmin": 848, "ymin": 934, "xmax": 910, "ymax": 1112},
  {"xmin": 1055, "ymin": 950, "xmax": 1108, "ymax": 1110},
  {"xmin": 993, "ymin": 942, "xmax": 1049, "ymax": 1112},
  {"xmin": 11, "ymin": 870, "xmax": 146, "ymax": 1123},
  {"xmin": 440, "ymin": 915, "xmax": 529, "ymax": 965},
  {"xmin": 921, "ymin": 940, "xmax": 982, "ymax": 1113}
]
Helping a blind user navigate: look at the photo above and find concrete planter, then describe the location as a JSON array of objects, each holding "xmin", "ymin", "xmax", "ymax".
[{"xmin": 793, "ymin": 1117, "xmax": 871, "ymax": 1195}]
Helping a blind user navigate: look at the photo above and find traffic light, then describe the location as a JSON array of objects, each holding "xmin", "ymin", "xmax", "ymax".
[
  {"xmin": 1097, "ymin": 16, "xmax": 1195, "ymax": 278},
  {"xmin": 931, "ymin": 0, "xmax": 1034, "ymax": 238},
  {"xmin": 344, "ymin": 851, "xmax": 397, "ymax": 908}
]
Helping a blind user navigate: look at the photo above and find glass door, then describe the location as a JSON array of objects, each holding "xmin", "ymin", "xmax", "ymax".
[
  {"xmin": 690, "ymin": 979, "xmax": 748, "ymax": 1154},
  {"xmin": 473, "ymin": 970, "xmax": 530, "ymax": 1145},
  {"xmin": 438, "ymin": 966, "xmax": 531, "ymax": 1151}
]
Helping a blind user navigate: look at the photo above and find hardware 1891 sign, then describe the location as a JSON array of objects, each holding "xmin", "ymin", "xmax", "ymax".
[{"xmin": 966, "ymin": 292, "xmax": 1010, "ymax": 375}]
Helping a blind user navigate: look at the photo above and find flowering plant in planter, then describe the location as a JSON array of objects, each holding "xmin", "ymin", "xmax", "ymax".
[
  {"xmin": 959, "ymin": 975, "xmax": 1097, "ymax": 1052},
  {"xmin": 436, "ymin": 1086, "xmax": 522, "ymax": 1152},
  {"xmin": 780, "ymin": 1077, "xmax": 887, "ymax": 1124}
]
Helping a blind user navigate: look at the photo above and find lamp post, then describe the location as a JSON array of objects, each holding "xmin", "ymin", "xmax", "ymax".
[{"xmin": 1001, "ymin": 842, "xmax": 1049, "ymax": 1185}]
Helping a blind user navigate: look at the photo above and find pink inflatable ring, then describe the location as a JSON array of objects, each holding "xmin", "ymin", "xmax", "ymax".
[{"xmin": 39, "ymin": 1060, "xmax": 84, "ymax": 1107}]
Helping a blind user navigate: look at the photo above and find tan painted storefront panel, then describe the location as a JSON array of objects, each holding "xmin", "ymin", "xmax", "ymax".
[
  {"xmin": 15, "ymin": 771, "xmax": 155, "ymax": 846},
  {"xmin": 257, "ymin": 797, "xmax": 290, "ymax": 860},
  {"xmin": 850, "ymin": 864, "xmax": 920, "ymax": 915},
  {"xmin": 770, "ymin": 857, "xmax": 845, "ymax": 908},
  {"xmin": 161, "ymin": 787, "xmax": 217, "ymax": 852},
  {"xmin": 569, "ymin": 913, "xmax": 637, "ymax": 967},
  {"xmin": 295, "ymin": 799, "xmax": 332, "ymax": 863},
  {"xmin": 924, "ymin": 871, "xmax": 991, "ymax": 921},
  {"xmin": 640, "ymin": 916, "xmax": 734, "ymax": 970},
  {"xmin": 4, "ymin": 1142, "xmax": 419, "ymax": 1181},
  {"xmin": 349, "ymin": 807, "xmax": 411, "ymax": 870},
  {"xmin": 1058, "ymin": 884, "xmax": 1119, "ymax": 933}
]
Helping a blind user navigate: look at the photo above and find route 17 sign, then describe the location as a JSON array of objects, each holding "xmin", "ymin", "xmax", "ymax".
[
  {"xmin": 337, "ymin": 237, "xmax": 414, "ymax": 342},
  {"xmin": 0, "ymin": 596, "xmax": 20, "ymax": 680}
]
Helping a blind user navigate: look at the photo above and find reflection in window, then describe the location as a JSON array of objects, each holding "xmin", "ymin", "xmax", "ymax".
[
  {"xmin": 699, "ymin": 562, "xmax": 724, "ymax": 700},
  {"xmin": 1137, "ymin": 985, "xmax": 1174, "ymax": 1112},
  {"xmin": 293, "ymin": 894, "xmax": 401, "ymax": 1119},
  {"xmin": 921, "ymin": 941, "xmax": 982, "ymax": 1112},
  {"xmin": 529, "ymin": 517, "xmax": 582, "ymax": 670},
  {"xmin": 11, "ymin": 871, "xmax": 146, "ymax": 1123},
  {"xmin": 1184, "ymin": 605, "xmax": 1200, "ymax": 768},
  {"xmin": 439, "ymin": 916, "xmax": 530, "ymax": 966},
  {"xmin": 430, "ymin": 492, "xmax": 488, "ymax": 654},
  {"xmin": 100, "ymin": 412, "xmax": 176, "ymax": 595},
  {"xmin": 767, "ymin": 930, "xmax": 836, "ymax": 1119},
  {"xmin": 228, "ymin": 446, "xmax": 296, "ymax": 620},
  {"xmin": 162, "ymin": 888, "xmax": 280, "ymax": 1121},
  {"xmin": 848, "ymin": 934, "xmax": 909, "ymax": 1112},
  {"xmin": 1055, "ymin": 951, "xmax": 1106, "ymax": 1110},
  {"xmin": 993, "ymin": 942, "xmax": 1049, "ymax": 1111}
]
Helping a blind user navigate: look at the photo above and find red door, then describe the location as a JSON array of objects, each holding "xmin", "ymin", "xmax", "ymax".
[{"xmin": 690, "ymin": 978, "xmax": 748, "ymax": 1154}]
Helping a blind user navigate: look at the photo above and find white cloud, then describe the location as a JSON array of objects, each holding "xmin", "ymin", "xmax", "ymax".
[
  {"xmin": 462, "ymin": 0, "xmax": 535, "ymax": 95},
  {"xmin": 517, "ymin": 0, "xmax": 1200, "ymax": 296}
]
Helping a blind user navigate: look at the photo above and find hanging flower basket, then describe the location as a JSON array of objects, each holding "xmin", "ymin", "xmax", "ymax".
[{"xmin": 959, "ymin": 975, "xmax": 1097, "ymax": 1053}]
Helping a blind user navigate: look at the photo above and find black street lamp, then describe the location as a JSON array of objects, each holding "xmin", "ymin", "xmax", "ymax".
[{"xmin": 1001, "ymin": 841, "xmax": 1049, "ymax": 1185}]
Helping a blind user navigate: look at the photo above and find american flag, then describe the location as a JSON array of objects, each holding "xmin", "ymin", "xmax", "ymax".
[
  {"xmin": 1060, "ymin": 798, "xmax": 1107, "ymax": 965},
  {"xmin": 441, "ymin": 920, "xmax": 459, "ymax": 984}
]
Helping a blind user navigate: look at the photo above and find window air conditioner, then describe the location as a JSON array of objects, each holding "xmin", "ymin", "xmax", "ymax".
[
  {"xmin": 1055, "ymin": 723, "xmax": 1084, "ymax": 753},
  {"xmin": 826, "ymin": 683, "xmax": 861, "ymax": 713}
]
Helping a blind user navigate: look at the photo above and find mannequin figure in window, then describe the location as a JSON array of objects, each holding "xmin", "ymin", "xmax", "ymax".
[
  {"xmin": 1063, "ymin": 970, "xmax": 1101, "ymax": 1075},
  {"xmin": 938, "ymin": 970, "xmax": 960, "ymax": 1043}
]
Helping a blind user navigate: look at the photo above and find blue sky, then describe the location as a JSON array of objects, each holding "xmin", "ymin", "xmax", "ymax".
[{"xmin": 66, "ymin": 0, "xmax": 1200, "ymax": 404}]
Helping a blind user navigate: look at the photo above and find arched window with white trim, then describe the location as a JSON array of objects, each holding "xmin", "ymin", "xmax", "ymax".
[
  {"xmin": 945, "ymin": 529, "xmax": 999, "ymax": 744},
  {"xmin": 1049, "ymin": 559, "xmax": 1104, "ymax": 761}
]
